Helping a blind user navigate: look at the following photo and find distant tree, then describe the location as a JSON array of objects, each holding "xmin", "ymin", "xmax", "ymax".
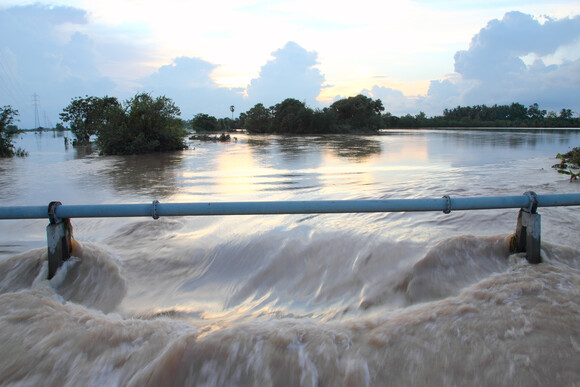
[
  {"xmin": 96, "ymin": 93, "xmax": 187, "ymax": 155},
  {"xmin": 0, "ymin": 105, "xmax": 21, "ymax": 157},
  {"xmin": 230, "ymin": 105, "xmax": 235, "ymax": 120},
  {"xmin": 508, "ymin": 102, "xmax": 528, "ymax": 121},
  {"xmin": 270, "ymin": 98, "xmax": 311, "ymax": 134},
  {"xmin": 559, "ymin": 108, "xmax": 573, "ymax": 120},
  {"xmin": 398, "ymin": 114, "xmax": 420, "ymax": 128},
  {"xmin": 192, "ymin": 113, "xmax": 218, "ymax": 131},
  {"xmin": 60, "ymin": 95, "xmax": 120, "ymax": 145},
  {"xmin": 527, "ymin": 103, "xmax": 546, "ymax": 120},
  {"xmin": 217, "ymin": 117, "xmax": 236, "ymax": 131},
  {"xmin": 237, "ymin": 112, "xmax": 247, "ymax": 128},
  {"xmin": 382, "ymin": 112, "xmax": 399, "ymax": 128},
  {"xmin": 244, "ymin": 103, "xmax": 272, "ymax": 133},
  {"xmin": 329, "ymin": 94, "xmax": 384, "ymax": 131}
]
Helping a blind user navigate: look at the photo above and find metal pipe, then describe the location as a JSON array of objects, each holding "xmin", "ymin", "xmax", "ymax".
[{"xmin": 0, "ymin": 193, "xmax": 579, "ymax": 220}]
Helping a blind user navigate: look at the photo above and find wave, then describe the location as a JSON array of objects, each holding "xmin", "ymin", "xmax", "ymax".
[
  {"xmin": 1, "ymin": 236, "xmax": 579, "ymax": 385},
  {"xmin": 0, "ymin": 242, "xmax": 126, "ymax": 313}
]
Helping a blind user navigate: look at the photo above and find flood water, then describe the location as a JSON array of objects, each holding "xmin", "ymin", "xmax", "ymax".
[{"xmin": 1, "ymin": 129, "xmax": 579, "ymax": 385}]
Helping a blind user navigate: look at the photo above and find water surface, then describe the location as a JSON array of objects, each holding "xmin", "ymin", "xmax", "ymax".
[{"xmin": 1, "ymin": 129, "xmax": 579, "ymax": 385}]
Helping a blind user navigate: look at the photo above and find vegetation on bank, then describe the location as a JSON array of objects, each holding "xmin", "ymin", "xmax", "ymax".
[
  {"xmin": 60, "ymin": 93, "xmax": 187, "ymax": 155},
  {"xmin": 190, "ymin": 97, "xmax": 579, "ymax": 134},
  {"xmin": 6, "ymin": 92, "xmax": 580, "ymax": 156},
  {"xmin": 0, "ymin": 106, "xmax": 28, "ymax": 158},
  {"xmin": 553, "ymin": 147, "xmax": 580, "ymax": 181},
  {"xmin": 189, "ymin": 133, "xmax": 234, "ymax": 142},
  {"xmin": 191, "ymin": 95, "xmax": 386, "ymax": 134}
]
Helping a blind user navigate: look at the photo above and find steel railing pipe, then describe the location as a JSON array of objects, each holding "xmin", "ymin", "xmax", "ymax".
[{"xmin": 0, "ymin": 193, "xmax": 579, "ymax": 220}]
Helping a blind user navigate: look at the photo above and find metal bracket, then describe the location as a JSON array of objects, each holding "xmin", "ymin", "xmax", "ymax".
[
  {"xmin": 442, "ymin": 195, "xmax": 452, "ymax": 214},
  {"xmin": 523, "ymin": 191, "xmax": 538, "ymax": 214},
  {"xmin": 47, "ymin": 201, "xmax": 72, "ymax": 279},
  {"xmin": 152, "ymin": 200, "xmax": 160, "ymax": 220},
  {"xmin": 48, "ymin": 201, "xmax": 62, "ymax": 224}
]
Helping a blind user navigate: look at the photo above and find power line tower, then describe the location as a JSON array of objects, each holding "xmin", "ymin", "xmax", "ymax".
[{"xmin": 32, "ymin": 93, "xmax": 40, "ymax": 130}]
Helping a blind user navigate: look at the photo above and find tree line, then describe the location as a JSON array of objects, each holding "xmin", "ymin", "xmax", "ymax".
[
  {"xmin": 192, "ymin": 95, "xmax": 386, "ymax": 134},
  {"xmin": 192, "ymin": 98, "xmax": 579, "ymax": 134},
  {"xmin": 1, "ymin": 93, "xmax": 579, "ymax": 158}
]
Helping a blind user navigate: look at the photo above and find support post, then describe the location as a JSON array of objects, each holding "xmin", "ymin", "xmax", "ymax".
[
  {"xmin": 510, "ymin": 192, "xmax": 541, "ymax": 264},
  {"xmin": 46, "ymin": 202, "xmax": 72, "ymax": 279}
]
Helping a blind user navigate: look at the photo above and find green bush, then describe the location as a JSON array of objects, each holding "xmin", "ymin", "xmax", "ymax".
[{"xmin": 0, "ymin": 106, "xmax": 24, "ymax": 158}]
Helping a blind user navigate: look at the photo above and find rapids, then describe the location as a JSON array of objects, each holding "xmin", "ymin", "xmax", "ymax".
[{"xmin": 1, "ymin": 129, "xmax": 579, "ymax": 385}]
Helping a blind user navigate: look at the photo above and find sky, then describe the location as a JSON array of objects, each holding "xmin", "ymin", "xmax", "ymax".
[{"xmin": 1, "ymin": 0, "xmax": 580, "ymax": 128}]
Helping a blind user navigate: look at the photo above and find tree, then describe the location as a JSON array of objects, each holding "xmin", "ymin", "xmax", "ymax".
[
  {"xmin": 96, "ymin": 93, "xmax": 187, "ymax": 155},
  {"xmin": 244, "ymin": 103, "xmax": 272, "ymax": 133},
  {"xmin": 270, "ymin": 98, "xmax": 311, "ymax": 134},
  {"xmin": 0, "ymin": 106, "xmax": 20, "ymax": 157},
  {"xmin": 329, "ymin": 94, "xmax": 384, "ymax": 131},
  {"xmin": 527, "ymin": 103, "xmax": 546, "ymax": 120},
  {"xmin": 508, "ymin": 102, "xmax": 528, "ymax": 121},
  {"xmin": 559, "ymin": 109, "xmax": 573, "ymax": 120},
  {"xmin": 60, "ymin": 95, "xmax": 120, "ymax": 145},
  {"xmin": 230, "ymin": 105, "xmax": 235, "ymax": 120},
  {"xmin": 191, "ymin": 113, "xmax": 218, "ymax": 131}
]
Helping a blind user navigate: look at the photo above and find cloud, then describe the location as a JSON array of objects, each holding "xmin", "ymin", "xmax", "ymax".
[
  {"xmin": 245, "ymin": 42, "xmax": 325, "ymax": 107},
  {"xmin": 363, "ymin": 86, "xmax": 417, "ymax": 116},
  {"xmin": 139, "ymin": 41, "xmax": 329, "ymax": 119},
  {"xmin": 449, "ymin": 11, "xmax": 580, "ymax": 112},
  {"xmin": 138, "ymin": 56, "xmax": 245, "ymax": 119},
  {"xmin": 373, "ymin": 11, "xmax": 580, "ymax": 117},
  {"xmin": 454, "ymin": 11, "xmax": 580, "ymax": 80},
  {"xmin": 0, "ymin": 4, "xmax": 116, "ymax": 128}
]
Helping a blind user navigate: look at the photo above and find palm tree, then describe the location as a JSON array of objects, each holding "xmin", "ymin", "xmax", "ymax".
[{"xmin": 230, "ymin": 105, "xmax": 235, "ymax": 120}]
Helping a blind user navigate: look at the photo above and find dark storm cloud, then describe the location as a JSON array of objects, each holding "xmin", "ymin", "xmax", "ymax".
[{"xmin": 245, "ymin": 42, "xmax": 325, "ymax": 107}]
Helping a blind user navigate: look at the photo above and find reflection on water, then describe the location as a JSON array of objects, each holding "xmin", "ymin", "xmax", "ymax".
[
  {"xmin": 320, "ymin": 136, "xmax": 382, "ymax": 162},
  {"xmin": 3, "ymin": 129, "xmax": 580, "ymax": 205},
  {"xmin": 72, "ymin": 143, "xmax": 95, "ymax": 159},
  {"xmin": 103, "ymin": 152, "xmax": 185, "ymax": 198},
  {"xmin": 2, "ymin": 129, "xmax": 580, "ymax": 385}
]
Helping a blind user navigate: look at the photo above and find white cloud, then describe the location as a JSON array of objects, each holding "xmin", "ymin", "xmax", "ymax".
[
  {"xmin": 2, "ymin": 2, "xmax": 580, "ymax": 128},
  {"xmin": 245, "ymin": 42, "xmax": 325, "ymax": 108},
  {"xmin": 370, "ymin": 11, "xmax": 580, "ymax": 116}
]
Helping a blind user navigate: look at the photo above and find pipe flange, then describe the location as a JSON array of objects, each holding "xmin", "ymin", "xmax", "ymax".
[
  {"xmin": 152, "ymin": 200, "xmax": 160, "ymax": 220},
  {"xmin": 442, "ymin": 195, "xmax": 452, "ymax": 214}
]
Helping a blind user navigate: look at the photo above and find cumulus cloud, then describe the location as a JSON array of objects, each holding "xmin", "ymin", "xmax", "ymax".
[
  {"xmin": 439, "ymin": 11, "xmax": 580, "ymax": 113},
  {"xmin": 454, "ymin": 11, "xmax": 580, "ymax": 81},
  {"xmin": 138, "ymin": 56, "xmax": 245, "ymax": 119},
  {"xmin": 245, "ymin": 41, "xmax": 325, "ymax": 107},
  {"xmin": 0, "ymin": 4, "xmax": 116, "ymax": 128},
  {"xmin": 139, "ymin": 42, "xmax": 329, "ymax": 119},
  {"xmin": 397, "ymin": 11, "xmax": 580, "ymax": 117},
  {"xmin": 363, "ymin": 86, "xmax": 417, "ymax": 116}
]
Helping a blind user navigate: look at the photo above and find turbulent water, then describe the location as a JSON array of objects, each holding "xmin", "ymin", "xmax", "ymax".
[{"xmin": 1, "ymin": 129, "xmax": 579, "ymax": 385}]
